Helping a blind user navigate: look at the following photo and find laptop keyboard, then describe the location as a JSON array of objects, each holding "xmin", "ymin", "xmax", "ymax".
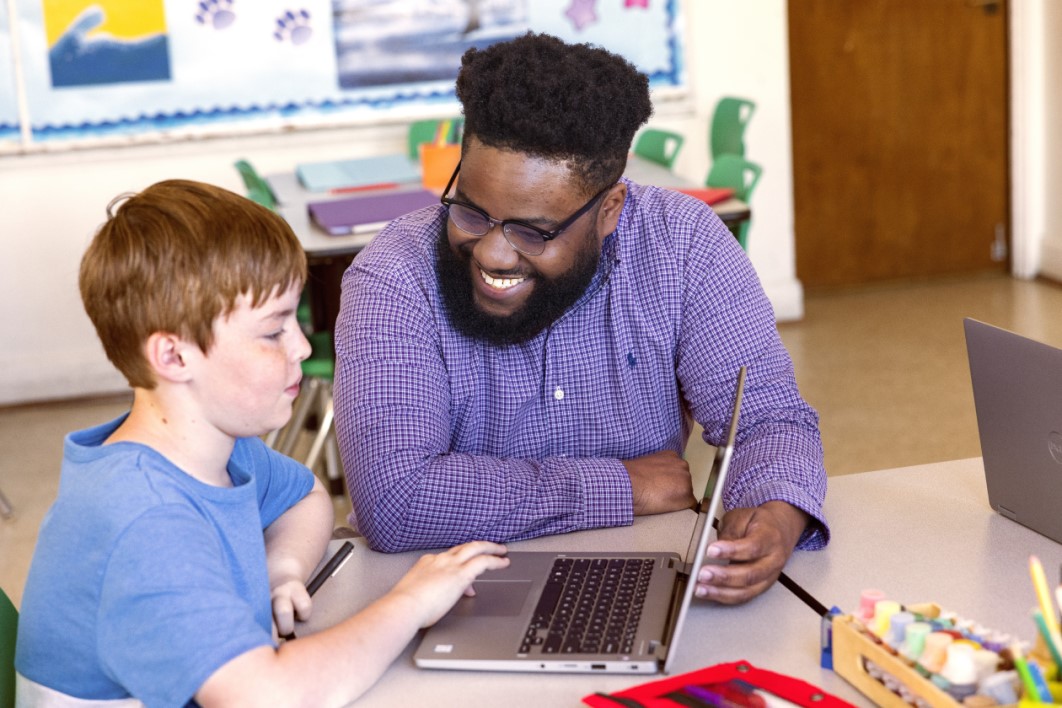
[{"xmin": 520, "ymin": 557, "xmax": 655, "ymax": 656}]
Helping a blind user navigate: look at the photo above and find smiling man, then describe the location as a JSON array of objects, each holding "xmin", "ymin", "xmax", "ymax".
[{"xmin": 334, "ymin": 32, "xmax": 829, "ymax": 604}]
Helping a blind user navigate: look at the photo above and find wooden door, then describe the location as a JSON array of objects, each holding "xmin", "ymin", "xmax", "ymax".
[{"xmin": 789, "ymin": 0, "xmax": 1009, "ymax": 289}]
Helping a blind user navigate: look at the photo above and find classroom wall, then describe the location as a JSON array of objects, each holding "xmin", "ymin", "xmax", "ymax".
[
  {"xmin": 1027, "ymin": 1, "xmax": 1062, "ymax": 281},
  {"xmin": 0, "ymin": 1, "xmax": 1053, "ymax": 406}
]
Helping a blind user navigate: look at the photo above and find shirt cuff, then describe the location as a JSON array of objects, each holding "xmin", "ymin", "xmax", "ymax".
[
  {"xmin": 732, "ymin": 480, "xmax": 830, "ymax": 551},
  {"xmin": 578, "ymin": 458, "xmax": 634, "ymax": 530}
]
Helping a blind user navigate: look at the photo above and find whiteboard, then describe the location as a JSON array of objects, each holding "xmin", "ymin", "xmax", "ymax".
[{"xmin": 0, "ymin": 0, "xmax": 686, "ymax": 152}]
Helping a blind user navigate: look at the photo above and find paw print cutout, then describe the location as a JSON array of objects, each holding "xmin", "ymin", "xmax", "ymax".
[
  {"xmin": 195, "ymin": 0, "xmax": 236, "ymax": 30},
  {"xmin": 274, "ymin": 9, "xmax": 312, "ymax": 45}
]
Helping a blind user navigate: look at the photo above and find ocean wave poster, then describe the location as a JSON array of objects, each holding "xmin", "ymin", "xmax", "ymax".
[
  {"xmin": 6, "ymin": 0, "xmax": 684, "ymax": 147},
  {"xmin": 44, "ymin": 0, "xmax": 171, "ymax": 88}
]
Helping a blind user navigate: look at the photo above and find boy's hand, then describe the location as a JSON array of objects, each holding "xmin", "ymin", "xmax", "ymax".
[
  {"xmin": 390, "ymin": 541, "xmax": 510, "ymax": 627},
  {"xmin": 271, "ymin": 577, "xmax": 313, "ymax": 638}
]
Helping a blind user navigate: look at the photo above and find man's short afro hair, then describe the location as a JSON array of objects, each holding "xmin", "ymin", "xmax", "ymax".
[{"xmin": 456, "ymin": 32, "xmax": 652, "ymax": 192}]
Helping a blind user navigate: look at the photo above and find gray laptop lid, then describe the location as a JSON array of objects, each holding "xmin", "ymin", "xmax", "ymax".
[
  {"xmin": 660, "ymin": 365, "xmax": 745, "ymax": 673},
  {"xmin": 964, "ymin": 318, "xmax": 1062, "ymax": 544}
]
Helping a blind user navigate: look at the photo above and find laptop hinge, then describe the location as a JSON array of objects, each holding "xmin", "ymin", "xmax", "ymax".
[
  {"xmin": 997, "ymin": 504, "xmax": 1018, "ymax": 521},
  {"xmin": 653, "ymin": 641, "xmax": 669, "ymax": 663}
]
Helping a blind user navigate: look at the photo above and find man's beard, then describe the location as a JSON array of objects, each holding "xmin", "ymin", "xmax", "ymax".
[{"xmin": 436, "ymin": 229, "xmax": 601, "ymax": 346}]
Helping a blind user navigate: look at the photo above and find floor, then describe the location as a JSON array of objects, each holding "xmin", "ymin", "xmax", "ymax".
[{"xmin": 4, "ymin": 272, "xmax": 1062, "ymax": 608}]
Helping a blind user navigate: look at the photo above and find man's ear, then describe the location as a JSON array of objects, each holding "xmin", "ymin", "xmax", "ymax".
[
  {"xmin": 144, "ymin": 332, "xmax": 195, "ymax": 384},
  {"xmin": 596, "ymin": 182, "xmax": 628, "ymax": 240}
]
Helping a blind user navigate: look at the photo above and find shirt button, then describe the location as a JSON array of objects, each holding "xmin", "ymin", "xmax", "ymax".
[{"xmin": 553, "ymin": 387, "xmax": 564, "ymax": 401}]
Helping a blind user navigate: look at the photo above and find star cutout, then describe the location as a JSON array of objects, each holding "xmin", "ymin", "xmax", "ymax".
[{"xmin": 564, "ymin": 0, "xmax": 598, "ymax": 31}]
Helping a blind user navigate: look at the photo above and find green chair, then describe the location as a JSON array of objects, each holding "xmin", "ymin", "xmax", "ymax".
[
  {"xmin": 407, "ymin": 118, "xmax": 463, "ymax": 159},
  {"xmin": 1, "ymin": 587, "xmax": 17, "ymax": 708},
  {"xmin": 709, "ymin": 97, "xmax": 756, "ymax": 161},
  {"xmin": 632, "ymin": 128, "xmax": 685, "ymax": 170},
  {"xmin": 233, "ymin": 159, "xmax": 277, "ymax": 210},
  {"xmin": 706, "ymin": 155, "xmax": 762, "ymax": 251}
]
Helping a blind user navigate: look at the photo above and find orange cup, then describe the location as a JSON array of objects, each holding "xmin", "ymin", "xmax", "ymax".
[{"xmin": 420, "ymin": 143, "xmax": 462, "ymax": 192}]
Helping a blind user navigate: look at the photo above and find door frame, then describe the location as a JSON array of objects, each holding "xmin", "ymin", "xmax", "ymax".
[{"xmin": 1010, "ymin": 2, "xmax": 1051, "ymax": 279}]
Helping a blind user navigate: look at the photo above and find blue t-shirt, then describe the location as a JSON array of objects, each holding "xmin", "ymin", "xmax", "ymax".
[{"xmin": 15, "ymin": 415, "xmax": 316, "ymax": 707}]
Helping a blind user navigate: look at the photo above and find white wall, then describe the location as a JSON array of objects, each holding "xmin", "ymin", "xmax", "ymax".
[
  {"xmin": 0, "ymin": 0, "xmax": 1047, "ymax": 405},
  {"xmin": 653, "ymin": 2, "xmax": 802, "ymax": 322},
  {"xmin": 1023, "ymin": 0, "xmax": 1062, "ymax": 280}
]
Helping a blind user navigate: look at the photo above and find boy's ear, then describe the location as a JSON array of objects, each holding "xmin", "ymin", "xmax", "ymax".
[{"xmin": 144, "ymin": 332, "xmax": 195, "ymax": 383}]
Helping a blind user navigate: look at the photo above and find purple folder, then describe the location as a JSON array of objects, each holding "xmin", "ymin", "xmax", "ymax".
[{"xmin": 308, "ymin": 189, "xmax": 439, "ymax": 236}]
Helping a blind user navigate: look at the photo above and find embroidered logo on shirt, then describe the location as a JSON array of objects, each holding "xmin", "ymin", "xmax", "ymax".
[{"xmin": 627, "ymin": 352, "xmax": 637, "ymax": 368}]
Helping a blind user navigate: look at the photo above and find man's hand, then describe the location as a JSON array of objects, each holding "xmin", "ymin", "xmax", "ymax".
[
  {"xmin": 621, "ymin": 450, "xmax": 696, "ymax": 515},
  {"xmin": 695, "ymin": 501, "xmax": 809, "ymax": 605}
]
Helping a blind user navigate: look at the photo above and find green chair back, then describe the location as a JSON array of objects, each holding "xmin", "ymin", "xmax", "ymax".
[
  {"xmin": 633, "ymin": 128, "xmax": 685, "ymax": 170},
  {"xmin": 1, "ymin": 588, "xmax": 17, "ymax": 708},
  {"xmin": 303, "ymin": 330, "xmax": 335, "ymax": 381},
  {"xmin": 234, "ymin": 159, "xmax": 277, "ymax": 210},
  {"xmin": 706, "ymin": 155, "xmax": 762, "ymax": 251},
  {"xmin": 710, "ymin": 97, "xmax": 756, "ymax": 161}
]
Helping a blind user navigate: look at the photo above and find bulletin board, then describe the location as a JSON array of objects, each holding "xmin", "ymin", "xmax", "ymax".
[{"xmin": 0, "ymin": 0, "xmax": 686, "ymax": 152}]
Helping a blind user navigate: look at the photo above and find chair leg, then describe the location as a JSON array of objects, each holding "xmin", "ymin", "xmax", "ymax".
[
  {"xmin": 325, "ymin": 426, "xmax": 344, "ymax": 497},
  {"xmin": 303, "ymin": 382, "xmax": 345, "ymax": 496},
  {"xmin": 277, "ymin": 377, "xmax": 322, "ymax": 455},
  {"xmin": 0, "ymin": 486, "xmax": 13, "ymax": 519},
  {"xmin": 305, "ymin": 400, "xmax": 334, "ymax": 477}
]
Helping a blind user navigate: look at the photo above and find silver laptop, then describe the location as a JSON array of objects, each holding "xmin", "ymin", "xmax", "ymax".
[
  {"xmin": 965, "ymin": 318, "xmax": 1062, "ymax": 544},
  {"xmin": 414, "ymin": 366, "xmax": 747, "ymax": 674}
]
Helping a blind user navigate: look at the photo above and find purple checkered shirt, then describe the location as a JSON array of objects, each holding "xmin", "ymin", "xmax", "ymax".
[{"xmin": 334, "ymin": 179, "xmax": 829, "ymax": 552}]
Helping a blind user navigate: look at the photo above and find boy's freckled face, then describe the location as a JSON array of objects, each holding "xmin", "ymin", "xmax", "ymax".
[{"xmin": 189, "ymin": 285, "xmax": 310, "ymax": 439}]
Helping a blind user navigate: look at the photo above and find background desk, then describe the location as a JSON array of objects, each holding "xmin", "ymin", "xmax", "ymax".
[
  {"xmin": 268, "ymin": 156, "xmax": 750, "ymax": 333},
  {"xmin": 297, "ymin": 457, "xmax": 1062, "ymax": 707}
]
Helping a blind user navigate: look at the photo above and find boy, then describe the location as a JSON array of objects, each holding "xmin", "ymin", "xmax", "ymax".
[{"xmin": 15, "ymin": 180, "xmax": 509, "ymax": 706}]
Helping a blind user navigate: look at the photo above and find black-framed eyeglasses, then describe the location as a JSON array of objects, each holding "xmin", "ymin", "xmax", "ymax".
[{"xmin": 440, "ymin": 161, "xmax": 610, "ymax": 256}]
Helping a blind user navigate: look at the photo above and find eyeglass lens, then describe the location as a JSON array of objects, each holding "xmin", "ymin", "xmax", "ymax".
[{"xmin": 448, "ymin": 203, "xmax": 548, "ymax": 255}]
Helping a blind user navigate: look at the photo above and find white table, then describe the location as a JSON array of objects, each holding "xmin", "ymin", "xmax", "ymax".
[{"xmin": 297, "ymin": 457, "xmax": 1060, "ymax": 706}]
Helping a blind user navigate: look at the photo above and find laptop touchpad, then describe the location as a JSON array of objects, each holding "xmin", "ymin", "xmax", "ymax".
[{"xmin": 451, "ymin": 580, "xmax": 532, "ymax": 617}]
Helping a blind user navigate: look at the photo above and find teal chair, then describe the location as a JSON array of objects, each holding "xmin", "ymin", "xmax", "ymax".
[
  {"xmin": 1, "ymin": 588, "xmax": 17, "ymax": 708},
  {"xmin": 233, "ymin": 159, "xmax": 277, "ymax": 210},
  {"xmin": 706, "ymin": 155, "xmax": 762, "ymax": 251},
  {"xmin": 407, "ymin": 118, "xmax": 463, "ymax": 159},
  {"xmin": 709, "ymin": 97, "xmax": 756, "ymax": 161},
  {"xmin": 633, "ymin": 128, "xmax": 685, "ymax": 170}
]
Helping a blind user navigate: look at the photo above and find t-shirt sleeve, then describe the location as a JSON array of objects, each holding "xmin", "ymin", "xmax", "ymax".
[
  {"xmin": 238, "ymin": 437, "xmax": 316, "ymax": 528},
  {"xmin": 97, "ymin": 507, "xmax": 273, "ymax": 706}
]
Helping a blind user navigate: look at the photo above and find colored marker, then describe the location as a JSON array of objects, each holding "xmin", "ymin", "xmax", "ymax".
[
  {"xmin": 857, "ymin": 588, "xmax": 885, "ymax": 623},
  {"xmin": 872, "ymin": 599, "xmax": 901, "ymax": 639},
  {"xmin": 1030, "ymin": 556, "xmax": 1061, "ymax": 639},
  {"xmin": 1032, "ymin": 608, "xmax": 1062, "ymax": 677},
  {"xmin": 330, "ymin": 182, "xmax": 400, "ymax": 195},
  {"xmin": 1012, "ymin": 643, "xmax": 1051, "ymax": 702},
  {"xmin": 939, "ymin": 643, "xmax": 977, "ymax": 701}
]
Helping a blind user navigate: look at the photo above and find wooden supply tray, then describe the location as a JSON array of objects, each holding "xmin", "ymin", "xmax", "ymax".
[
  {"xmin": 831, "ymin": 613, "xmax": 967, "ymax": 708},
  {"xmin": 829, "ymin": 608, "xmax": 1062, "ymax": 707}
]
